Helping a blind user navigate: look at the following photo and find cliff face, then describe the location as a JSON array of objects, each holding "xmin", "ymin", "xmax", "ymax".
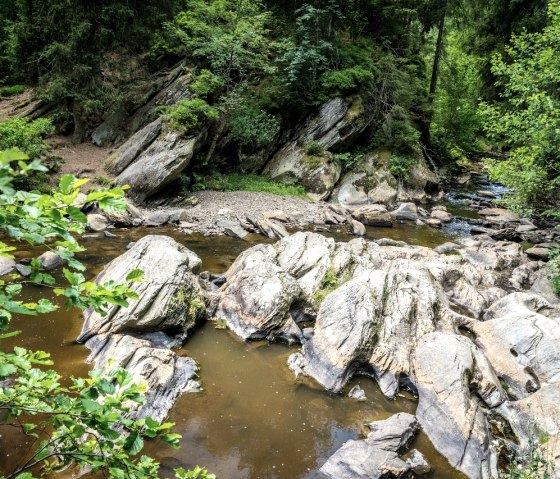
[{"xmin": 98, "ymin": 66, "xmax": 440, "ymax": 205}]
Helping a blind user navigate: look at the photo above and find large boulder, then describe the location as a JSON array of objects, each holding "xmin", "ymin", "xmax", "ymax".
[
  {"xmin": 115, "ymin": 130, "xmax": 203, "ymax": 204},
  {"xmin": 78, "ymin": 235, "xmax": 206, "ymax": 342},
  {"xmin": 414, "ymin": 332, "xmax": 506, "ymax": 479},
  {"xmin": 85, "ymin": 333, "xmax": 199, "ymax": 421},
  {"xmin": 214, "ymin": 233, "xmax": 336, "ymax": 340}
]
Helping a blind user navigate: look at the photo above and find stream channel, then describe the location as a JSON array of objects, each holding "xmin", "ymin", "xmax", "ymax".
[{"xmin": 0, "ymin": 211, "xmax": 487, "ymax": 479}]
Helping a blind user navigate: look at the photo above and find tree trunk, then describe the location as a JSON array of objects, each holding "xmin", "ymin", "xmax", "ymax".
[
  {"xmin": 429, "ymin": 1, "xmax": 448, "ymax": 104},
  {"xmin": 72, "ymin": 100, "xmax": 87, "ymax": 144}
]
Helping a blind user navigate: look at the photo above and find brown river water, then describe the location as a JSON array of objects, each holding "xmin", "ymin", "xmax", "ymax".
[{"xmin": 0, "ymin": 223, "xmax": 467, "ymax": 479}]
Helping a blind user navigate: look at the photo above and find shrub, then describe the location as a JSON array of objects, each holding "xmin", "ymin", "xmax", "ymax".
[
  {"xmin": 0, "ymin": 84, "xmax": 27, "ymax": 97},
  {"xmin": 321, "ymin": 66, "xmax": 373, "ymax": 95},
  {"xmin": 228, "ymin": 103, "xmax": 279, "ymax": 148},
  {"xmin": 333, "ymin": 151, "xmax": 364, "ymax": 171},
  {"xmin": 305, "ymin": 141, "xmax": 324, "ymax": 156},
  {"xmin": 389, "ymin": 154, "xmax": 416, "ymax": 182},
  {"xmin": 190, "ymin": 69, "xmax": 224, "ymax": 98},
  {"xmin": 167, "ymin": 98, "xmax": 220, "ymax": 134},
  {"xmin": 0, "ymin": 117, "xmax": 53, "ymax": 159}
]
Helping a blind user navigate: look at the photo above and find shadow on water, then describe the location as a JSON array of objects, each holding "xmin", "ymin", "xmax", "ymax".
[{"xmin": 1, "ymin": 225, "xmax": 465, "ymax": 479}]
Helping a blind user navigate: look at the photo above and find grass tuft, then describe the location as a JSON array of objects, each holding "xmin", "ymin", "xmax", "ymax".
[{"xmin": 204, "ymin": 173, "xmax": 307, "ymax": 197}]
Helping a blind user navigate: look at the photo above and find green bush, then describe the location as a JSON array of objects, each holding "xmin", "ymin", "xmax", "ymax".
[
  {"xmin": 0, "ymin": 117, "xmax": 53, "ymax": 159},
  {"xmin": 204, "ymin": 173, "xmax": 306, "ymax": 197},
  {"xmin": 190, "ymin": 69, "xmax": 224, "ymax": 98},
  {"xmin": 305, "ymin": 141, "xmax": 325, "ymax": 156},
  {"xmin": 550, "ymin": 248, "xmax": 560, "ymax": 296},
  {"xmin": 333, "ymin": 151, "xmax": 364, "ymax": 171},
  {"xmin": 228, "ymin": 103, "xmax": 279, "ymax": 148},
  {"xmin": 0, "ymin": 84, "xmax": 27, "ymax": 97},
  {"xmin": 321, "ymin": 66, "xmax": 373, "ymax": 95},
  {"xmin": 166, "ymin": 98, "xmax": 220, "ymax": 134},
  {"xmin": 389, "ymin": 154, "xmax": 416, "ymax": 182}
]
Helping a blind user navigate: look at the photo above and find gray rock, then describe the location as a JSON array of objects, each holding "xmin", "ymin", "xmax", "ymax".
[
  {"xmin": 254, "ymin": 218, "xmax": 289, "ymax": 239},
  {"xmin": 350, "ymin": 219, "xmax": 366, "ymax": 236},
  {"xmin": 116, "ymin": 131, "xmax": 202, "ymax": 204},
  {"xmin": 351, "ymin": 205, "xmax": 393, "ymax": 227},
  {"xmin": 347, "ymin": 385, "xmax": 367, "ymax": 401},
  {"xmin": 430, "ymin": 209, "xmax": 453, "ymax": 223},
  {"xmin": 87, "ymin": 213, "xmax": 110, "ymax": 232},
  {"xmin": 404, "ymin": 450, "xmax": 431, "ymax": 475},
  {"xmin": 78, "ymin": 235, "xmax": 205, "ymax": 342},
  {"xmin": 85, "ymin": 333, "xmax": 199, "ymax": 421},
  {"xmin": 479, "ymin": 207, "xmax": 519, "ymax": 223},
  {"xmin": 144, "ymin": 211, "xmax": 171, "ymax": 227},
  {"xmin": 263, "ymin": 210, "xmax": 289, "ymax": 222},
  {"xmin": 366, "ymin": 413, "xmax": 418, "ymax": 451},
  {"xmin": 302, "ymin": 327, "xmax": 314, "ymax": 340},
  {"xmin": 391, "ymin": 203, "xmax": 418, "ymax": 221},
  {"xmin": 106, "ymin": 118, "xmax": 163, "ymax": 175},
  {"xmin": 319, "ymin": 413, "xmax": 420, "ymax": 479},
  {"xmin": 37, "ymin": 251, "xmax": 64, "ymax": 270},
  {"xmin": 0, "ymin": 257, "xmax": 16, "ymax": 275},
  {"xmin": 526, "ymin": 246, "xmax": 550, "ymax": 261},
  {"xmin": 223, "ymin": 221, "xmax": 249, "ymax": 240},
  {"xmin": 477, "ymin": 190, "xmax": 496, "ymax": 198},
  {"xmin": 415, "ymin": 332, "xmax": 506, "ymax": 479},
  {"xmin": 516, "ymin": 224, "xmax": 538, "ymax": 233}
]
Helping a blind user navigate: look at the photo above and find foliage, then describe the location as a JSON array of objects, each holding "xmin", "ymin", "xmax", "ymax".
[
  {"xmin": 0, "ymin": 148, "xmax": 212, "ymax": 479},
  {"xmin": 175, "ymin": 467, "xmax": 216, "ymax": 479},
  {"xmin": 504, "ymin": 439, "xmax": 554, "ymax": 479},
  {"xmin": 305, "ymin": 141, "xmax": 324, "ymax": 157},
  {"xmin": 549, "ymin": 248, "xmax": 560, "ymax": 296},
  {"xmin": 154, "ymin": 0, "xmax": 275, "ymax": 88},
  {"xmin": 479, "ymin": 0, "xmax": 560, "ymax": 217},
  {"xmin": 190, "ymin": 69, "xmax": 224, "ymax": 99},
  {"xmin": 0, "ymin": 118, "xmax": 53, "ymax": 160},
  {"xmin": 165, "ymin": 98, "xmax": 220, "ymax": 134},
  {"xmin": 204, "ymin": 173, "xmax": 306, "ymax": 197},
  {"xmin": 389, "ymin": 154, "xmax": 417, "ymax": 182},
  {"xmin": 333, "ymin": 151, "xmax": 364, "ymax": 172},
  {"xmin": 430, "ymin": 27, "xmax": 484, "ymax": 155},
  {"xmin": 0, "ymin": 84, "xmax": 26, "ymax": 97},
  {"xmin": 228, "ymin": 103, "xmax": 279, "ymax": 148},
  {"xmin": 321, "ymin": 66, "xmax": 373, "ymax": 96}
]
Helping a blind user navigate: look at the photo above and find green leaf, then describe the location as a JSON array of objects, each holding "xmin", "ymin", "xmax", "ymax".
[
  {"xmin": 125, "ymin": 269, "xmax": 144, "ymax": 282},
  {"xmin": 59, "ymin": 175, "xmax": 76, "ymax": 195},
  {"xmin": 123, "ymin": 432, "xmax": 144, "ymax": 455},
  {"xmin": 67, "ymin": 206, "xmax": 88, "ymax": 223}
]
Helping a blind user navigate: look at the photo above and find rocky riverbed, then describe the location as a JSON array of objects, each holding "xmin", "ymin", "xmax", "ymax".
[{"xmin": 70, "ymin": 221, "xmax": 560, "ymax": 479}]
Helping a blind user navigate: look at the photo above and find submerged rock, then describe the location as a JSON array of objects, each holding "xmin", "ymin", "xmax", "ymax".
[{"xmin": 78, "ymin": 235, "xmax": 206, "ymax": 342}]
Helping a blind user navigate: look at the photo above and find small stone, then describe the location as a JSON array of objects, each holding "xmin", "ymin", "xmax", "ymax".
[
  {"xmin": 347, "ymin": 385, "xmax": 367, "ymax": 401},
  {"xmin": 132, "ymin": 218, "xmax": 143, "ymax": 227},
  {"xmin": 434, "ymin": 242, "xmax": 460, "ymax": 254},
  {"xmin": 104, "ymin": 230, "xmax": 117, "ymax": 238},
  {"xmin": 87, "ymin": 213, "xmax": 110, "ymax": 232},
  {"xmin": 404, "ymin": 449, "xmax": 431, "ymax": 475},
  {"xmin": 352, "ymin": 205, "xmax": 393, "ymax": 227},
  {"xmin": 37, "ymin": 251, "xmax": 64, "ymax": 270},
  {"xmin": 168, "ymin": 209, "xmax": 190, "ymax": 223},
  {"xmin": 477, "ymin": 190, "xmax": 496, "ymax": 198},
  {"xmin": 15, "ymin": 263, "xmax": 31, "ymax": 277},
  {"xmin": 516, "ymin": 224, "xmax": 538, "ymax": 233},
  {"xmin": 350, "ymin": 219, "xmax": 366, "ymax": 236},
  {"xmin": 144, "ymin": 211, "xmax": 171, "ymax": 227},
  {"xmin": 431, "ymin": 205, "xmax": 448, "ymax": 212},
  {"xmin": 430, "ymin": 209, "xmax": 453, "ymax": 223},
  {"xmin": 263, "ymin": 210, "xmax": 289, "ymax": 223},
  {"xmin": 425, "ymin": 218, "xmax": 442, "ymax": 228},
  {"xmin": 0, "ymin": 257, "xmax": 16, "ymax": 276},
  {"xmin": 217, "ymin": 208, "xmax": 232, "ymax": 216},
  {"xmin": 391, "ymin": 202, "xmax": 418, "ymax": 221},
  {"xmin": 223, "ymin": 222, "xmax": 249, "ymax": 240}
]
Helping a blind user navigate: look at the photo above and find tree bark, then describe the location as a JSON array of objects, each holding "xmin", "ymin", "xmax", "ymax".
[
  {"xmin": 429, "ymin": 0, "xmax": 448, "ymax": 104},
  {"xmin": 72, "ymin": 100, "xmax": 87, "ymax": 144}
]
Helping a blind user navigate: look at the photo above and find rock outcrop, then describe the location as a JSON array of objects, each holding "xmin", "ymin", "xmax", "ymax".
[{"xmin": 263, "ymin": 98, "xmax": 369, "ymax": 200}]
